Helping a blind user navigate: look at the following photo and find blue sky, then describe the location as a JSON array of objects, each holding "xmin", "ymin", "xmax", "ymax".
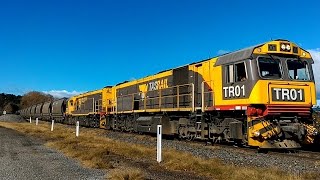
[{"xmin": 0, "ymin": 0, "xmax": 319, "ymax": 100}]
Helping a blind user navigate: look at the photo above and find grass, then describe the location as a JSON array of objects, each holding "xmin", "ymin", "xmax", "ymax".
[
  {"xmin": 107, "ymin": 167, "xmax": 145, "ymax": 180},
  {"xmin": 0, "ymin": 121, "xmax": 317, "ymax": 180}
]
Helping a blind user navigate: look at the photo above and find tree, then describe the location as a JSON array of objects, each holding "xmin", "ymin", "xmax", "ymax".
[
  {"xmin": 4, "ymin": 103, "xmax": 19, "ymax": 114},
  {"xmin": 20, "ymin": 91, "xmax": 54, "ymax": 109},
  {"xmin": 0, "ymin": 93, "xmax": 22, "ymax": 112}
]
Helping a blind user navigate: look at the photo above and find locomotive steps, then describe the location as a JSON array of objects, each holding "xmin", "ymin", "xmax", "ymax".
[{"xmin": 0, "ymin": 120, "xmax": 318, "ymax": 180}]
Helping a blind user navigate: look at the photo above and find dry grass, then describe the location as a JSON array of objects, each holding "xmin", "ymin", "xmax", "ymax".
[
  {"xmin": 107, "ymin": 167, "xmax": 145, "ymax": 180},
  {"xmin": 163, "ymin": 149, "xmax": 310, "ymax": 180},
  {"xmin": 0, "ymin": 121, "xmax": 317, "ymax": 180}
]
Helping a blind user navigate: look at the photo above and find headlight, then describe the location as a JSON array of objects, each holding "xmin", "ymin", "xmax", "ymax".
[
  {"xmin": 253, "ymin": 131, "xmax": 260, "ymax": 137},
  {"xmin": 281, "ymin": 44, "xmax": 286, "ymax": 50},
  {"xmin": 286, "ymin": 44, "xmax": 291, "ymax": 51},
  {"xmin": 312, "ymin": 130, "xmax": 318, "ymax": 136}
]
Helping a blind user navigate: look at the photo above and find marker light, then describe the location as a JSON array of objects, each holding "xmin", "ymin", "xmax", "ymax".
[
  {"xmin": 286, "ymin": 44, "xmax": 291, "ymax": 51},
  {"xmin": 256, "ymin": 48, "xmax": 261, "ymax": 52},
  {"xmin": 313, "ymin": 130, "xmax": 318, "ymax": 136},
  {"xmin": 253, "ymin": 131, "xmax": 260, "ymax": 137}
]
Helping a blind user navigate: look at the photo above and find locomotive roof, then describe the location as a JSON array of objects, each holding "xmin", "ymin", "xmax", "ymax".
[
  {"xmin": 116, "ymin": 39, "xmax": 310, "ymax": 86},
  {"xmin": 155, "ymin": 40, "xmax": 278, "ymax": 72},
  {"xmin": 214, "ymin": 39, "xmax": 312, "ymax": 66},
  {"xmin": 213, "ymin": 44, "xmax": 262, "ymax": 66}
]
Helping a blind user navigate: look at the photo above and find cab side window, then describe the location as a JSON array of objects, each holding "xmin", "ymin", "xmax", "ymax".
[
  {"xmin": 226, "ymin": 62, "xmax": 247, "ymax": 83},
  {"xmin": 235, "ymin": 62, "xmax": 246, "ymax": 82},
  {"xmin": 226, "ymin": 64, "xmax": 234, "ymax": 83}
]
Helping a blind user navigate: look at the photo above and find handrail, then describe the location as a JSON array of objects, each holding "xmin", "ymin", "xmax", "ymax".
[
  {"xmin": 73, "ymin": 97, "xmax": 103, "ymax": 114},
  {"xmin": 116, "ymin": 83, "xmax": 195, "ymax": 112},
  {"xmin": 201, "ymin": 80, "xmax": 214, "ymax": 112},
  {"xmin": 201, "ymin": 81, "xmax": 204, "ymax": 112},
  {"xmin": 92, "ymin": 98, "xmax": 95, "ymax": 113},
  {"xmin": 192, "ymin": 83, "xmax": 195, "ymax": 112}
]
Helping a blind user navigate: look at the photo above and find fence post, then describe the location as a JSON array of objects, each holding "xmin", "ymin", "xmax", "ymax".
[
  {"xmin": 157, "ymin": 125, "xmax": 162, "ymax": 163},
  {"xmin": 29, "ymin": 117, "xmax": 32, "ymax": 123},
  {"xmin": 36, "ymin": 118, "xmax": 38, "ymax": 125},
  {"xmin": 76, "ymin": 121, "xmax": 80, "ymax": 137},
  {"xmin": 51, "ymin": 120, "xmax": 54, "ymax": 131}
]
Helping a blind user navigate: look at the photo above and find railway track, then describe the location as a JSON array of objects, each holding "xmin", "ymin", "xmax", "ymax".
[
  {"xmin": 205, "ymin": 142, "xmax": 320, "ymax": 161},
  {"xmin": 292, "ymin": 150, "xmax": 320, "ymax": 160}
]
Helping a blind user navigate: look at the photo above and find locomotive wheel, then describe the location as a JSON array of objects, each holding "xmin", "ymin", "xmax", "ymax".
[
  {"xmin": 186, "ymin": 133, "xmax": 195, "ymax": 141},
  {"xmin": 242, "ymin": 134, "xmax": 248, "ymax": 147},
  {"xmin": 178, "ymin": 126, "xmax": 188, "ymax": 139},
  {"xmin": 178, "ymin": 126, "xmax": 195, "ymax": 141}
]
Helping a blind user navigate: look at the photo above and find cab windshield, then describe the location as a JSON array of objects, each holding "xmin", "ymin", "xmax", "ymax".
[
  {"xmin": 287, "ymin": 59, "xmax": 310, "ymax": 81},
  {"xmin": 257, "ymin": 57, "xmax": 282, "ymax": 79}
]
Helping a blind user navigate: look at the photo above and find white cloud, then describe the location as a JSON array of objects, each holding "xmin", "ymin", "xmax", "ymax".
[
  {"xmin": 309, "ymin": 48, "xmax": 320, "ymax": 105},
  {"xmin": 309, "ymin": 48, "xmax": 320, "ymax": 60},
  {"xmin": 217, "ymin": 50, "xmax": 230, "ymax": 55},
  {"xmin": 43, "ymin": 90, "xmax": 83, "ymax": 98}
]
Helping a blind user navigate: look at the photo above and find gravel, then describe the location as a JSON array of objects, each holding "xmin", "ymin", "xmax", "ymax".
[
  {"xmin": 0, "ymin": 114, "xmax": 25, "ymax": 122},
  {"xmin": 0, "ymin": 127, "xmax": 105, "ymax": 180},
  {"xmin": 105, "ymin": 131, "xmax": 320, "ymax": 175}
]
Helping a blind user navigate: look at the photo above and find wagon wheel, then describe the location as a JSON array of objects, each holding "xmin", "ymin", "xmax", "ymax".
[{"xmin": 120, "ymin": 126, "xmax": 125, "ymax": 132}]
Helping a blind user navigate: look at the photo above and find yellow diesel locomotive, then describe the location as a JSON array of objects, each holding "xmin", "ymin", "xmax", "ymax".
[
  {"xmin": 97, "ymin": 39, "xmax": 316, "ymax": 149},
  {"xmin": 66, "ymin": 87, "xmax": 113, "ymax": 127}
]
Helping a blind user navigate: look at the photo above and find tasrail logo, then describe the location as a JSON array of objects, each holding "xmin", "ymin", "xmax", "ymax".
[{"xmin": 139, "ymin": 78, "xmax": 168, "ymax": 92}]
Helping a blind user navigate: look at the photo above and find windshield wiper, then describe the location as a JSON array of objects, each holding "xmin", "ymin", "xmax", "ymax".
[{"xmin": 268, "ymin": 54, "xmax": 277, "ymax": 62}]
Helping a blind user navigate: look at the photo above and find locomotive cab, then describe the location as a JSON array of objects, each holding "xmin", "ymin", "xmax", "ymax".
[
  {"xmin": 210, "ymin": 40, "xmax": 317, "ymax": 149},
  {"xmin": 248, "ymin": 40, "xmax": 316, "ymax": 116},
  {"xmin": 243, "ymin": 40, "xmax": 317, "ymax": 148}
]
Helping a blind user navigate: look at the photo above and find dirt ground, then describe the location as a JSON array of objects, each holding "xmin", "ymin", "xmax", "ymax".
[{"xmin": 0, "ymin": 126, "xmax": 105, "ymax": 180}]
